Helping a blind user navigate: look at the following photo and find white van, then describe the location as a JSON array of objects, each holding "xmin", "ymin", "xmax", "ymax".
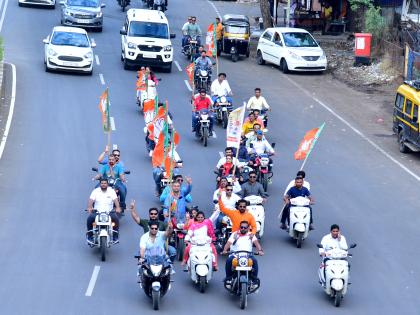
[{"xmin": 120, "ymin": 9, "xmax": 175, "ymax": 72}]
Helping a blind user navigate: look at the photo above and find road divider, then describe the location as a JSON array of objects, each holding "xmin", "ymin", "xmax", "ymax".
[
  {"xmin": 174, "ymin": 60, "xmax": 182, "ymax": 72},
  {"xmin": 85, "ymin": 265, "xmax": 100, "ymax": 297},
  {"xmin": 99, "ymin": 73, "xmax": 105, "ymax": 85},
  {"xmin": 95, "ymin": 55, "xmax": 100, "ymax": 66}
]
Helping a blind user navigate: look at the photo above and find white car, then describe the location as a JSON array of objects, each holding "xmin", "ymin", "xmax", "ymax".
[
  {"xmin": 256, "ymin": 27, "xmax": 327, "ymax": 73},
  {"xmin": 43, "ymin": 26, "xmax": 96, "ymax": 75},
  {"xmin": 19, "ymin": 0, "xmax": 55, "ymax": 8}
]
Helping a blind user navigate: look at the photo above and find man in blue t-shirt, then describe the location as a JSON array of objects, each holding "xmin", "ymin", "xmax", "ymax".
[{"xmin": 280, "ymin": 176, "xmax": 314, "ymax": 230}]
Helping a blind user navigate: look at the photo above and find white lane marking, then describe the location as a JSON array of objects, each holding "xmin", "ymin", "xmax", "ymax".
[
  {"xmin": 212, "ymin": 131, "xmax": 217, "ymax": 138},
  {"xmin": 99, "ymin": 73, "xmax": 105, "ymax": 85},
  {"xmin": 184, "ymin": 80, "xmax": 192, "ymax": 91},
  {"xmin": 219, "ymin": 151, "xmax": 224, "ymax": 158},
  {"xmin": 207, "ymin": 0, "xmax": 222, "ymax": 20},
  {"xmin": 0, "ymin": 0, "xmax": 8, "ymax": 32},
  {"xmin": 284, "ymin": 75, "xmax": 420, "ymax": 182},
  {"xmin": 110, "ymin": 116, "xmax": 116, "ymax": 131},
  {"xmin": 95, "ymin": 55, "xmax": 100, "ymax": 66},
  {"xmin": 85, "ymin": 265, "xmax": 100, "ymax": 297},
  {"xmin": 0, "ymin": 63, "xmax": 16, "ymax": 160},
  {"xmin": 174, "ymin": 60, "xmax": 182, "ymax": 72}
]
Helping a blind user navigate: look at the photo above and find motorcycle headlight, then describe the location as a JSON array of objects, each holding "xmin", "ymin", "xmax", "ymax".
[
  {"xmin": 84, "ymin": 52, "xmax": 93, "ymax": 59},
  {"xmin": 288, "ymin": 50, "xmax": 301, "ymax": 60},
  {"xmin": 150, "ymin": 265, "xmax": 163, "ymax": 276},
  {"xmin": 200, "ymin": 70, "xmax": 207, "ymax": 76},
  {"xmin": 127, "ymin": 42, "xmax": 137, "ymax": 49},
  {"xmin": 164, "ymin": 45, "xmax": 172, "ymax": 51},
  {"xmin": 238, "ymin": 257, "xmax": 248, "ymax": 267},
  {"xmin": 220, "ymin": 96, "xmax": 226, "ymax": 103},
  {"xmin": 99, "ymin": 213, "xmax": 109, "ymax": 222},
  {"xmin": 48, "ymin": 48, "xmax": 58, "ymax": 56}
]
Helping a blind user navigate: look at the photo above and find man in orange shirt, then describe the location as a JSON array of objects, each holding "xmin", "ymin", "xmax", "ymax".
[
  {"xmin": 218, "ymin": 196, "xmax": 257, "ymax": 233},
  {"xmin": 215, "ymin": 17, "xmax": 223, "ymax": 56}
]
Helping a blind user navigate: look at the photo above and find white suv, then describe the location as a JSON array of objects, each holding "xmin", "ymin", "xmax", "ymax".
[{"xmin": 120, "ymin": 9, "xmax": 175, "ymax": 72}]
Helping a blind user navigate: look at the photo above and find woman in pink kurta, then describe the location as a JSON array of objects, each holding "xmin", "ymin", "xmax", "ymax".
[{"xmin": 182, "ymin": 211, "xmax": 218, "ymax": 270}]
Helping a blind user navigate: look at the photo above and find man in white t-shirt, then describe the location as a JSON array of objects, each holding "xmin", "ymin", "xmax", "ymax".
[
  {"xmin": 283, "ymin": 170, "xmax": 311, "ymax": 196},
  {"xmin": 86, "ymin": 178, "xmax": 121, "ymax": 241},
  {"xmin": 216, "ymin": 147, "xmax": 240, "ymax": 170},
  {"xmin": 222, "ymin": 220, "xmax": 264, "ymax": 281}
]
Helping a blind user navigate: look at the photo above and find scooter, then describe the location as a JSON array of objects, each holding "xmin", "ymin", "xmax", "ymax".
[
  {"xmin": 317, "ymin": 244, "xmax": 357, "ymax": 307},
  {"xmin": 86, "ymin": 209, "xmax": 118, "ymax": 262},
  {"xmin": 244, "ymin": 195, "xmax": 265, "ymax": 238},
  {"xmin": 287, "ymin": 196, "xmax": 311, "ymax": 248},
  {"xmin": 214, "ymin": 96, "xmax": 233, "ymax": 129},
  {"xmin": 223, "ymin": 250, "xmax": 260, "ymax": 309},
  {"xmin": 186, "ymin": 236, "xmax": 214, "ymax": 293},
  {"xmin": 135, "ymin": 247, "xmax": 171, "ymax": 310}
]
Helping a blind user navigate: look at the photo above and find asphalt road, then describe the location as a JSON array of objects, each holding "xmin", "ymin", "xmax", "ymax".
[{"xmin": 0, "ymin": 0, "xmax": 420, "ymax": 314}]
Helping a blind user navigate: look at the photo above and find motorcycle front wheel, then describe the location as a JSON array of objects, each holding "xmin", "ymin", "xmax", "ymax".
[
  {"xmin": 177, "ymin": 238, "xmax": 185, "ymax": 261},
  {"xmin": 222, "ymin": 111, "xmax": 228, "ymax": 129},
  {"xmin": 199, "ymin": 276, "xmax": 206, "ymax": 293},
  {"xmin": 152, "ymin": 290, "xmax": 160, "ymax": 310},
  {"xmin": 100, "ymin": 236, "xmax": 107, "ymax": 261},
  {"xmin": 296, "ymin": 232, "xmax": 303, "ymax": 248},
  {"xmin": 202, "ymin": 127, "xmax": 208, "ymax": 147},
  {"xmin": 261, "ymin": 173, "xmax": 268, "ymax": 192},
  {"xmin": 239, "ymin": 282, "xmax": 248, "ymax": 309},
  {"xmin": 334, "ymin": 290, "xmax": 342, "ymax": 307}
]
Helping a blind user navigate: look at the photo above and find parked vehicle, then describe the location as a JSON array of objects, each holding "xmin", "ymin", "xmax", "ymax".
[
  {"xmin": 43, "ymin": 26, "xmax": 95, "ymax": 74},
  {"xmin": 221, "ymin": 14, "xmax": 250, "ymax": 62},
  {"xmin": 60, "ymin": 0, "xmax": 105, "ymax": 32},
  {"xmin": 186, "ymin": 236, "xmax": 214, "ymax": 293},
  {"xmin": 317, "ymin": 244, "xmax": 357, "ymax": 307},
  {"xmin": 392, "ymin": 80, "xmax": 420, "ymax": 153},
  {"xmin": 136, "ymin": 247, "xmax": 171, "ymax": 310},
  {"xmin": 256, "ymin": 27, "xmax": 327, "ymax": 73}
]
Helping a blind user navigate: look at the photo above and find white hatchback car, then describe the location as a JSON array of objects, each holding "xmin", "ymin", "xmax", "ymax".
[
  {"xmin": 19, "ymin": 0, "xmax": 55, "ymax": 9},
  {"xmin": 43, "ymin": 26, "xmax": 96, "ymax": 75},
  {"xmin": 256, "ymin": 27, "xmax": 327, "ymax": 73}
]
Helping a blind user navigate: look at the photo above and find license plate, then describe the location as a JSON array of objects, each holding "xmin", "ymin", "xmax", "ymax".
[
  {"xmin": 76, "ymin": 19, "xmax": 90, "ymax": 24},
  {"xmin": 142, "ymin": 52, "xmax": 155, "ymax": 58},
  {"xmin": 62, "ymin": 61, "xmax": 79, "ymax": 67}
]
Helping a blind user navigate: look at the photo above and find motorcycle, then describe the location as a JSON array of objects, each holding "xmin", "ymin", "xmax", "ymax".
[
  {"xmin": 118, "ymin": 0, "xmax": 130, "ymax": 11},
  {"xmin": 170, "ymin": 217, "xmax": 188, "ymax": 261},
  {"xmin": 214, "ymin": 96, "xmax": 233, "ymax": 129},
  {"xmin": 194, "ymin": 68, "xmax": 210, "ymax": 92},
  {"xmin": 135, "ymin": 247, "xmax": 171, "ymax": 310},
  {"xmin": 249, "ymin": 150, "xmax": 274, "ymax": 192},
  {"xmin": 156, "ymin": 162, "xmax": 183, "ymax": 195},
  {"xmin": 287, "ymin": 196, "xmax": 311, "ymax": 248},
  {"xmin": 183, "ymin": 36, "xmax": 199, "ymax": 61},
  {"xmin": 86, "ymin": 209, "xmax": 118, "ymax": 262},
  {"xmin": 223, "ymin": 251, "xmax": 260, "ymax": 309},
  {"xmin": 137, "ymin": 79, "xmax": 158, "ymax": 112},
  {"xmin": 186, "ymin": 236, "xmax": 214, "ymax": 293},
  {"xmin": 214, "ymin": 209, "xmax": 232, "ymax": 253},
  {"xmin": 152, "ymin": 0, "xmax": 166, "ymax": 11},
  {"xmin": 317, "ymin": 244, "xmax": 357, "ymax": 307},
  {"xmin": 244, "ymin": 195, "xmax": 265, "ymax": 239},
  {"xmin": 194, "ymin": 110, "xmax": 211, "ymax": 147}
]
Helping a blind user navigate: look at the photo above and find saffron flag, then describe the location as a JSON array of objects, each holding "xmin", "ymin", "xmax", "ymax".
[
  {"xmin": 226, "ymin": 104, "xmax": 246, "ymax": 149},
  {"xmin": 143, "ymin": 99, "xmax": 155, "ymax": 126},
  {"xmin": 205, "ymin": 23, "xmax": 217, "ymax": 57},
  {"xmin": 294, "ymin": 123, "xmax": 325, "ymax": 160},
  {"xmin": 186, "ymin": 63, "xmax": 194, "ymax": 82},
  {"xmin": 98, "ymin": 88, "xmax": 110, "ymax": 132}
]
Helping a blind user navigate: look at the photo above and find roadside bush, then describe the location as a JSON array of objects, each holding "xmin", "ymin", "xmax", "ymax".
[
  {"xmin": 365, "ymin": 6, "xmax": 387, "ymax": 45},
  {"xmin": 0, "ymin": 38, "xmax": 3, "ymax": 61}
]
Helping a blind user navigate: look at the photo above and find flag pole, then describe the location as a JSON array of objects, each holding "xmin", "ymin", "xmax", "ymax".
[
  {"xmin": 299, "ymin": 122, "xmax": 325, "ymax": 171},
  {"xmin": 232, "ymin": 102, "xmax": 246, "ymax": 177},
  {"xmin": 106, "ymin": 87, "xmax": 112, "ymax": 152}
]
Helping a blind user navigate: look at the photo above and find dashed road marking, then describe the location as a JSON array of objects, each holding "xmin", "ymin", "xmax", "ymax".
[
  {"xmin": 207, "ymin": 0, "xmax": 222, "ymax": 20},
  {"xmin": 174, "ymin": 60, "xmax": 182, "ymax": 72},
  {"xmin": 95, "ymin": 55, "xmax": 100, "ymax": 66},
  {"xmin": 184, "ymin": 80, "xmax": 192, "ymax": 92},
  {"xmin": 85, "ymin": 265, "xmax": 100, "ymax": 297},
  {"xmin": 99, "ymin": 73, "xmax": 105, "ymax": 85}
]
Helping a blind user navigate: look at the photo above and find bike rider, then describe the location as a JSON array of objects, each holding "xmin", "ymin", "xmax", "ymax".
[
  {"xmin": 242, "ymin": 112, "xmax": 264, "ymax": 135},
  {"xmin": 247, "ymin": 130, "xmax": 275, "ymax": 172},
  {"xmin": 222, "ymin": 220, "xmax": 264, "ymax": 283},
  {"xmin": 130, "ymin": 200, "xmax": 167, "ymax": 232},
  {"xmin": 318, "ymin": 224, "xmax": 348, "ymax": 285},
  {"xmin": 87, "ymin": 178, "xmax": 121, "ymax": 242},
  {"xmin": 216, "ymin": 147, "xmax": 240, "ymax": 171},
  {"xmin": 139, "ymin": 221, "xmax": 175, "ymax": 264},
  {"xmin": 93, "ymin": 154, "xmax": 127, "ymax": 211},
  {"xmin": 211, "ymin": 183, "xmax": 240, "ymax": 231},
  {"xmin": 210, "ymin": 72, "xmax": 233, "ymax": 105},
  {"xmin": 192, "ymin": 88, "xmax": 215, "ymax": 136},
  {"xmin": 160, "ymin": 175, "xmax": 192, "ymax": 204},
  {"xmin": 284, "ymin": 170, "xmax": 310, "ymax": 195},
  {"xmin": 218, "ymin": 196, "xmax": 257, "ymax": 233},
  {"xmin": 182, "ymin": 16, "xmax": 202, "ymax": 52},
  {"xmin": 246, "ymin": 88, "xmax": 270, "ymax": 127},
  {"xmin": 281, "ymin": 176, "xmax": 314, "ymax": 230},
  {"xmin": 163, "ymin": 177, "xmax": 193, "ymax": 222},
  {"xmin": 194, "ymin": 50, "xmax": 213, "ymax": 84},
  {"xmin": 193, "ymin": 45, "xmax": 204, "ymax": 61},
  {"xmin": 98, "ymin": 146, "xmax": 125, "ymax": 169},
  {"xmin": 240, "ymin": 170, "xmax": 268, "ymax": 199}
]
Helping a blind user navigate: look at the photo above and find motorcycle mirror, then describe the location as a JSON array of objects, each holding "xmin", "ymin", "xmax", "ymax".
[
  {"xmin": 120, "ymin": 28, "xmax": 127, "ymax": 36},
  {"xmin": 124, "ymin": 170, "xmax": 131, "ymax": 175},
  {"xmin": 349, "ymin": 243, "xmax": 357, "ymax": 249},
  {"xmin": 316, "ymin": 244, "xmax": 323, "ymax": 248},
  {"xmin": 271, "ymin": 142, "xmax": 276, "ymax": 148},
  {"xmin": 92, "ymin": 167, "xmax": 98, "ymax": 172},
  {"xmin": 177, "ymin": 160, "xmax": 183, "ymax": 164},
  {"xmin": 170, "ymin": 33, "xmax": 176, "ymax": 39}
]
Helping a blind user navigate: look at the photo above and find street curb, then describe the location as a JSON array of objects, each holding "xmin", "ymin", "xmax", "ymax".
[{"xmin": 0, "ymin": 60, "xmax": 4, "ymax": 94}]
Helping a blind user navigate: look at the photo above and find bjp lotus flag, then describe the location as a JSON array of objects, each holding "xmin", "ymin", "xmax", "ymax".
[
  {"xmin": 294, "ymin": 123, "xmax": 325, "ymax": 160},
  {"xmin": 186, "ymin": 63, "xmax": 194, "ymax": 82},
  {"xmin": 143, "ymin": 99, "xmax": 155, "ymax": 126},
  {"xmin": 98, "ymin": 88, "xmax": 110, "ymax": 132},
  {"xmin": 206, "ymin": 23, "xmax": 217, "ymax": 57}
]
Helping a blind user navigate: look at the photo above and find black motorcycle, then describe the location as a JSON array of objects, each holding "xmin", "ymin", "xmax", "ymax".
[
  {"xmin": 214, "ymin": 96, "xmax": 233, "ymax": 129},
  {"xmin": 194, "ymin": 68, "xmax": 211, "ymax": 93},
  {"xmin": 183, "ymin": 36, "xmax": 199, "ymax": 61},
  {"xmin": 136, "ymin": 247, "xmax": 171, "ymax": 310},
  {"xmin": 223, "ymin": 251, "xmax": 260, "ymax": 309},
  {"xmin": 214, "ymin": 214, "xmax": 232, "ymax": 253}
]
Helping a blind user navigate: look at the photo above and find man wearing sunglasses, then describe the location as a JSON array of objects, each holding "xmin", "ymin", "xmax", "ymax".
[
  {"xmin": 130, "ymin": 200, "xmax": 166, "ymax": 232},
  {"xmin": 139, "ymin": 221, "xmax": 175, "ymax": 264},
  {"xmin": 218, "ymin": 196, "xmax": 257, "ymax": 233},
  {"xmin": 240, "ymin": 171, "xmax": 267, "ymax": 199},
  {"xmin": 163, "ymin": 177, "xmax": 193, "ymax": 222},
  {"xmin": 98, "ymin": 146, "xmax": 125, "ymax": 169},
  {"xmin": 222, "ymin": 221, "xmax": 264, "ymax": 282},
  {"xmin": 212, "ymin": 183, "xmax": 240, "ymax": 231},
  {"xmin": 160, "ymin": 175, "xmax": 192, "ymax": 204}
]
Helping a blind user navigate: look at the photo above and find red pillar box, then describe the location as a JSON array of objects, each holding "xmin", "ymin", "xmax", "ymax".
[{"xmin": 354, "ymin": 33, "xmax": 372, "ymax": 66}]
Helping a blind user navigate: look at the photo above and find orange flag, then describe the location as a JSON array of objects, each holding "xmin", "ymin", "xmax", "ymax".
[
  {"xmin": 294, "ymin": 123, "xmax": 325, "ymax": 160},
  {"xmin": 143, "ymin": 99, "xmax": 155, "ymax": 126},
  {"xmin": 205, "ymin": 23, "xmax": 216, "ymax": 57},
  {"xmin": 186, "ymin": 63, "xmax": 194, "ymax": 82},
  {"xmin": 152, "ymin": 132, "xmax": 165, "ymax": 167}
]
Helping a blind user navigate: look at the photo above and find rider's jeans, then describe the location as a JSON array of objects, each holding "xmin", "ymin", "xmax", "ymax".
[
  {"xmin": 115, "ymin": 181, "xmax": 127, "ymax": 209},
  {"xmin": 225, "ymin": 255, "xmax": 258, "ymax": 279},
  {"xmin": 192, "ymin": 112, "xmax": 214, "ymax": 132}
]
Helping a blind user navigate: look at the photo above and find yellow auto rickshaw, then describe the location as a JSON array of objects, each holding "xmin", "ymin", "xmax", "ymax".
[{"xmin": 221, "ymin": 14, "xmax": 250, "ymax": 62}]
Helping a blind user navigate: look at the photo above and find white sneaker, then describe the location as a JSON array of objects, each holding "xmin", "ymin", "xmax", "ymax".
[{"xmin": 149, "ymin": 150, "xmax": 153, "ymax": 157}]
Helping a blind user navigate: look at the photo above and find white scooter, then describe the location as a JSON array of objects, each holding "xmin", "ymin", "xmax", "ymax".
[
  {"xmin": 286, "ymin": 196, "xmax": 311, "ymax": 248},
  {"xmin": 317, "ymin": 244, "xmax": 357, "ymax": 307},
  {"xmin": 244, "ymin": 195, "xmax": 265, "ymax": 238},
  {"xmin": 186, "ymin": 236, "xmax": 214, "ymax": 293},
  {"xmin": 137, "ymin": 79, "xmax": 157, "ymax": 112}
]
